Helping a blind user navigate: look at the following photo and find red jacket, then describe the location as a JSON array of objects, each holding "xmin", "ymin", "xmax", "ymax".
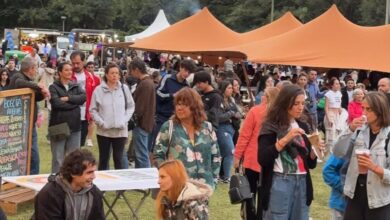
[
  {"xmin": 234, "ymin": 101, "xmax": 268, "ymax": 172},
  {"xmin": 71, "ymin": 70, "xmax": 100, "ymax": 121},
  {"xmin": 348, "ymin": 101, "xmax": 363, "ymax": 123}
]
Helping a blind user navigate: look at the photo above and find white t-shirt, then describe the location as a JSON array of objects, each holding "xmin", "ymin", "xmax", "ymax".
[
  {"xmin": 87, "ymin": 54, "xmax": 95, "ymax": 63},
  {"xmin": 75, "ymin": 71, "xmax": 87, "ymax": 120},
  {"xmin": 25, "ymin": 53, "xmax": 42, "ymax": 67},
  {"xmin": 347, "ymin": 90, "xmax": 353, "ymax": 102},
  {"xmin": 273, "ymin": 120, "xmax": 307, "ymax": 175},
  {"xmin": 224, "ymin": 59, "xmax": 234, "ymax": 71},
  {"xmin": 325, "ymin": 90, "xmax": 342, "ymax": 108}
]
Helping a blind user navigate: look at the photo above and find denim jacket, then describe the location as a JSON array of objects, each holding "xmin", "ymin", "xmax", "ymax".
[{"xmin": 333, "ymin": 125, "xmax": 390, "ymax": 209}]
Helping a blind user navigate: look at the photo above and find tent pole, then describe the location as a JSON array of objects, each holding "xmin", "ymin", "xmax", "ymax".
[
  {"xmin": 271, "ymin": 0, "xmax": 274, "ymax": 22},
  {"xmin": 386, "ymin": 0, "xmax": 390, "ymax": 24},
  {"xmin": 242, "ymin": 62, "xmax": 254, "ymax": 108},
  {"xmin": 100, "ymin": 45, "xmax": 104, "ymax": 68}
]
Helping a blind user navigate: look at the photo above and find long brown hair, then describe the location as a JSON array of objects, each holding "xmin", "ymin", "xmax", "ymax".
[
  {"xmin": 172, "ymin": 87, "xmax": 207, "ymax": 130},
  {"xmin": 156, "ymin": 160, "xmax": 188, "ymax": 219},
  {"xmin": 265, "ymin": 84, "xmax": 304, "ymax": 130}
]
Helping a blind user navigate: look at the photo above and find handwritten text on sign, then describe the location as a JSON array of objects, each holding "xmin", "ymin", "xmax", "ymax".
[{"xmin": 0, "ymin": 95, "xmax": 31, "ymax": 176}]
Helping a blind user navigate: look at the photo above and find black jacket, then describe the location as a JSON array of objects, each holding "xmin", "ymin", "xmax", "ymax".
[
  {"xmin": 201, "ymin": 90, "xmax": 223, "ymax": 129},
  {"xmin": 341, "ymin": 88, "xmax": 352, "ymax": 110},
  {"xmin": 258, "ymin": 121, "xmax": 317, "ymax": 211},
  {"xmin": 33, "ymin": 174, "xmax": 105, "ymax": 220},
  {"xmin": 8, "ymin": 72, "xmax": 45, "ymax": 123},
  {"xmin": 49, "ymin": 80, "xmax": 86, "ymax": 132},
  {"xmin": 217, "ymin": 97, "xmax": 241, "ymax": 130}
]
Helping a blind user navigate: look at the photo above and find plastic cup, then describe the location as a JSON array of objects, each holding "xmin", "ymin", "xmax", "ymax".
[
  {"xmin": 355, "ymin": 149, "xmax": 370, "ymax": 174},
  {"xmin": 361, "ymin": 115, "xmax": 367, "ymax": 123}
]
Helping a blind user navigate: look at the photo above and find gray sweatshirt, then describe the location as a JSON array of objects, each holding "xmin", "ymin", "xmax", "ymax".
[
  {"xmin": 89, "ymin": 80, "xmax": 134, "ymax": 138},
  {"xmin": 56, "ymin": 175, "xmax": 93, "ymax": 220}
]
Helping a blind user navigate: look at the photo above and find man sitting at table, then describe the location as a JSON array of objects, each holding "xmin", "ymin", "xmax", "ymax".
[{"xmin": 33, "ymin": 149, "xmax": 105, "ymax": 220}]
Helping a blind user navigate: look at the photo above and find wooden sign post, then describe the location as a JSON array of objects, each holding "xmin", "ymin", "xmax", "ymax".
[{"xmin": 0, "ymin": 88, "xmax": 35, "ymax": 176}]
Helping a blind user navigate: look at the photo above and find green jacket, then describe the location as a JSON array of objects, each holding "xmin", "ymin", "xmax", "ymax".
[{"xmin": 154, "ymin": 120, "xmax": 221, "ymax": 189}]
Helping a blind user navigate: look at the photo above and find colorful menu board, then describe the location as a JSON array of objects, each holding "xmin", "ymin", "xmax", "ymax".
[{"xmin": 0, "ymin": 88, "xmax": 34, "ymax": 176}]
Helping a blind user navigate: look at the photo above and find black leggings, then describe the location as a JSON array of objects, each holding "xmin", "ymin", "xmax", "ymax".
[
  {"xmin": 344, "ymin": 175, "xmax": 390, "ymax": 220},
  {"xmin": 244, "ymin": 168, "xmax": 261, "ymax": 219},
  {"xmin": 96, "ymin": 135, "xmax": 126, "ymax": 170}
]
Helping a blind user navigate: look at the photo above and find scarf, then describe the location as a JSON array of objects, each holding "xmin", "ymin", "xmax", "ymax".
[{"xmin": 261, "ymin": 120, "xmax": 308, "ymax": 173}]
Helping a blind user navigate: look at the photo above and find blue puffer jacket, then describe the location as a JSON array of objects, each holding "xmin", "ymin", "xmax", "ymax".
[
  {"xmin": 156, "ymin": 73, "xmax": 188, "ymax": 118},
  {"xmin": 322, "ymin": 154, "xmax": 346, "ymax": 213}
]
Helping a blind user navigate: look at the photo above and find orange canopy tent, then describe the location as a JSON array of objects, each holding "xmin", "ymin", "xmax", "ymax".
[
  {"xmin": 224, "ymin": 5, "xmax": 390, "ymax": 72},
  {"xmin": 131, "ymin": 7, "xmax": 243, "ymax": 59},
  {"xmin": 239, "ymin": 12, "xmax": 302, "ymax": 43},
  {"xmin": 131, "ymin": 8, "xmax": 304, "ymax": 65}
]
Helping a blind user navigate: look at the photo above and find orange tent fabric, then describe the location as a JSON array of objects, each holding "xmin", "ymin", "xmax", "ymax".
[
  {"xmin": 239, "ymin": 12, "xmax": 302, "ymax": 43},
  {"xmin": 226, "ymin": 5, "xmax": 390, "ymax": 72},
  {"xmin": 131, "ymin": 7, "xmax": 242, "ymax": 58}
]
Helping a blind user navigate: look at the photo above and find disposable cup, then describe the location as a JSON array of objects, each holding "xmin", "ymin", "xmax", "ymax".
[
  {"xmin": 307, "ymin": 132, "xmax": 324, "ymax": 159},
  {"xmin": 307, "ymin": 133, "xmax": 320, "ymax": 147},
  {"xmin": 355, "ymin": 149, "xmax": 370, "ymax": 174}
]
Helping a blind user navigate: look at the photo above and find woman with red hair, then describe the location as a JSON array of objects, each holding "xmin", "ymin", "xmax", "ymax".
[{"xmin": 156, "ymin": 160, "xmax": 212, "ymax": 219}]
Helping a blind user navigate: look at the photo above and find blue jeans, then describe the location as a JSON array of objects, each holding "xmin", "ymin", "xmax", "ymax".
[
  {"xmin": 216, "ymin": 123, "xmax": 235, "ymax": 179},
  {"xmin": 50, "ymin": 131, "xmax": 81, "ymax": 173},
  {"xmin": 122, "ymin": 147, "xmax": 129, "ymax": 169},
  {"xmin": 264, "ymin": 173, "xmax": 309, "ymax": 220},
  {"xmin": 133, "ymin": 126, "xmax": 151, "ymax": 168},
  {"xmin": 30, "ymin": 126, "xmax": 39, "ymax": 174}
]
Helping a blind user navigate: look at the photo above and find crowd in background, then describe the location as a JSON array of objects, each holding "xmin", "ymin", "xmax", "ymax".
[{"xmin": 1, "ymin": 48, "xmax": 390, "ymax": 219}]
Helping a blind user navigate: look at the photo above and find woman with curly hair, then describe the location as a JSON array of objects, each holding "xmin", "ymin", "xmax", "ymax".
[{"xmin": 153, "ymin": 87, "xmax": 221, "ymax": 189}]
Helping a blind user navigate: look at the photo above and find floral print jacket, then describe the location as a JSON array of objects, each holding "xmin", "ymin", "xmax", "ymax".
[{"xmin": 154, "ymin": 120, "xmax": 221, "ymax": 189}]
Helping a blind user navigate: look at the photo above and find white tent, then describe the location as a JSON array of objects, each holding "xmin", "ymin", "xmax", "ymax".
[{"xmin": 125, "ymin": 9, "xmax": 170, "ymax": 42}]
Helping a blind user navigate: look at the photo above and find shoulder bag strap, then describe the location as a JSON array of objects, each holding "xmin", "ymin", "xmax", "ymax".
[
  {"xmin": 385, "ymin": 130, "xmax": 390, "ymax": 158},
  {"xmin": 121, "ymin": 84, "xmax": 128, "ymax": 110},
  {"xmin": 165, "ymin": 120, "xmax": 174, "ymax": 159}
]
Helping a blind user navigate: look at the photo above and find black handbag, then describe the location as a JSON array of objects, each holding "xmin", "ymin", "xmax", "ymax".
[
  {"xmin": 229, "ymin": 162, "xmax": 252, "ymax": 204},
  {"xmin": 127, "ymin": 115, "xmax": 138, "ymax": 131},
  {"xmin": 48, "ymin": 122, "xmax": 70, "ymax": 141}
]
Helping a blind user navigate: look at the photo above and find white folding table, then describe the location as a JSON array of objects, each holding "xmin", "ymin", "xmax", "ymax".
[{"xmin": 2, "ymin": 168, "xmax": 159, "ymax": 219}]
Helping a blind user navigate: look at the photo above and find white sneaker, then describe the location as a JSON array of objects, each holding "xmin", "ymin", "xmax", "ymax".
[{"xmin": 86, "ymin": 139, "xmax": 93, "ymax": 147}]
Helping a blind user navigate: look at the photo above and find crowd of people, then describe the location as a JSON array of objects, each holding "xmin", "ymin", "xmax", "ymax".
[{"xmin": 1, "ymin": 48, "xmax": 390, "ymax": 219}]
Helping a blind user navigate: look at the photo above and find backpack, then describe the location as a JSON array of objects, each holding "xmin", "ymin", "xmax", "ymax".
[{"xmin": 229, "ymin": 161, "xmax": 252, "ymax": 205}]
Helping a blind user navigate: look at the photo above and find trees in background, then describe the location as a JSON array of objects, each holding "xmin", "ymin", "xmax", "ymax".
[{"xmin": 0, "ymin": 0, "xmax": 387, "ymax": 36}]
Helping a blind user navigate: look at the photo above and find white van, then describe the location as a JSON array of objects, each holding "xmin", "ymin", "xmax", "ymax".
[{"xmin": 56, "ymin": 36, "xmax": 69, "ymax": 56}]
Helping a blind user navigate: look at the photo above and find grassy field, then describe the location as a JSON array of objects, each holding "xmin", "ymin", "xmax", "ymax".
[{"xmin": 7, "ymin": 114, "xmax": 331, "ymax": 220}]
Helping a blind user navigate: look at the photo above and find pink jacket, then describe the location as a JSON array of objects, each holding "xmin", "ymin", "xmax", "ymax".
[
  {"xmin": 348, "ymin": 101, "xmax": 363, "ymax": 123},
  {"xmin": 234, "ymin": 101, "xmax": 267, "ymax": 172}
]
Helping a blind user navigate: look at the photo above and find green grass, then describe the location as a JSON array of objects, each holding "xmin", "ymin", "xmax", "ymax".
[{"xmin": 7, "ymin": 110, "xmax": 331, "ymax": 220}]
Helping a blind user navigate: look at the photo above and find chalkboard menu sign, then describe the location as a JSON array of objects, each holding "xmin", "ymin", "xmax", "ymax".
[{"xmin": 0, "ymin": 88, "xmax": 34, "ymax": 176}]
